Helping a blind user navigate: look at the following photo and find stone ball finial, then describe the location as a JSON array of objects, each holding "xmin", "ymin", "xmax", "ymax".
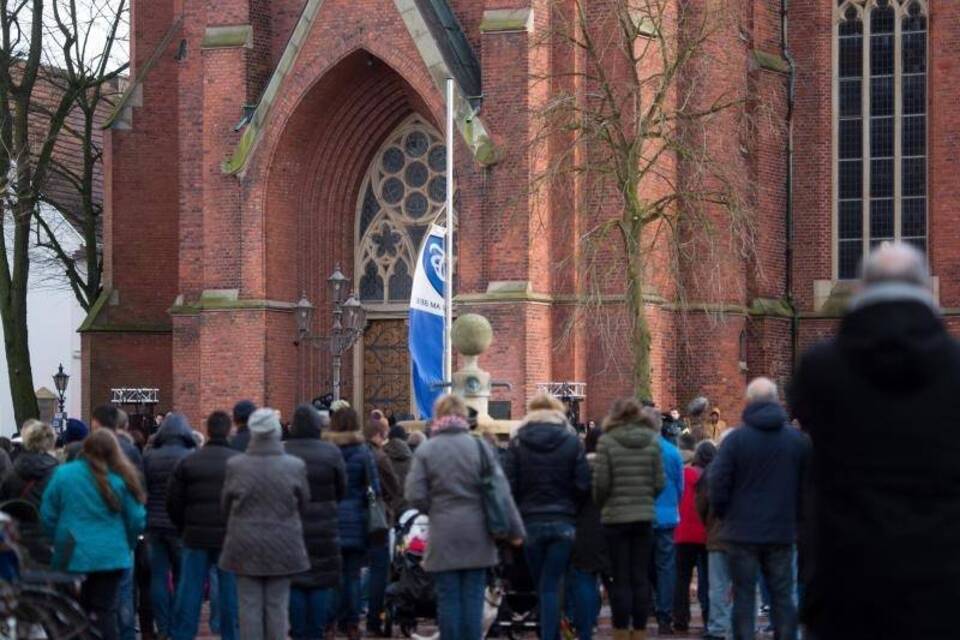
[{"xmin": 451, "ymin": 314, "xmax": 493, "ymax": 356}]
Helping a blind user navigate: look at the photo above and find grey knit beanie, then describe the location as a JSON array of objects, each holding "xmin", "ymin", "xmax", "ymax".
[{"xmin": 248, "ymin": 408, "xmax": 281, "ymax": 437}]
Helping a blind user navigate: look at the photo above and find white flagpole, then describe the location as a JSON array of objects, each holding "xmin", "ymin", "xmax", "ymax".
[{"xmin": 444, "ymin": 77, "xmax": 454, "ymax": 384}]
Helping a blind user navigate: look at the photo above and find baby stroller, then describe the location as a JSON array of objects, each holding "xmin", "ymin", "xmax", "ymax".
[
  {"xmin": 384, "ymin": 510, "xmax": 436, "ymax": 638},
  {"xmin": 487, "ymin": 545, "xmax": 540, "ymax": 639}
]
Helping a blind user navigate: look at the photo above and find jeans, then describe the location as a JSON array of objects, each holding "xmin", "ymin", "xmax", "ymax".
[
  {"xmin": 366, "ymin": 543, "xmax": 390, "ymax": 630},
  {"xmin": 289, "ymin": 587, "xmax": 334, "ymax": 640},
  {"xmin": 653, "ymin": 527, "xmax": 677, "ymax": 623},
  {"xmin": 81, "ymin": 570, "xmax": 124, "ymax": 640},
  {"xmin": 674, "ymin": 542, "xmax": 709, "ymax": 629},
  {"xmin": 209, "ymin": 567, "xmax": 221, "ymax": 634},
  {"xmin": 171, "ymin": 547, "xmax": 238, "ymax": 640},
  {"xmin": 117, "ymin": 562, "xmax": 135, "ymax": 640},
  {"xmin": 432, "ymin": 568, "xmax": 487, "ymax": 640},
  {"xmin": 237, "ymin": 575, "xmax": 290, "ymax": 640},
  {"xmin": 566, "ymin": 568, "xmax": 602, "ymax": 640},
  {"xmin": 707, "ymin": 551, "xmax": 732, "ymax": 638},
  {"xmin": 604, "ymin": 522, "xmax": 654, "ymax": 630},
  {"xmin": 728, "ymin": 543, "xmax": 797, "ymax": 640},
  {"xmin": 148, "ymin": 532, "xmax": 182, "ymax": 636},
  {"xmin": 524, "ymin": 521, "xmax": 576, "ymax": 640},
  {"xmin": 336, "ymin": 549, "xmax": 365, "ymax": 626}
]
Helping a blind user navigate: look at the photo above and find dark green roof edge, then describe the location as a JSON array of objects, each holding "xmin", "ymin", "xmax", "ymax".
[
  {"xmin": 103, "ymin": 14, "xmax": 185, "ymax": 129},
  {"xmin": 77, "ymin": 288, "xmax": 111, "ymax": 332}
]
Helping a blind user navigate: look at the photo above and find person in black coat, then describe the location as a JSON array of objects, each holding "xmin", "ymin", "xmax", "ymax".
[
  {"xmin": 143, "ymin": 412, "xmax": 196, "ymax": 638},
  {"xmin": 2, "ymin": 420, "xmax": 58, "ymax": 506},
  {"xmin": 166, "ymin": 411, "xmax": 240, "ymax": 640},
  {"xmin": 790, "ymin": 243, "xmax": 960, "ymax": 640},
  {"xmin": 284, "ymin": 405, "xmax": 346, "ymax": 640},
  {"xmin": 505, "ymin": 394, "xmax": 591, "ymax": 640},
  {"xmin": 710, "ymin": 378, "xmax": 809, "ymax": 640},
  {"xmin": 324, "ymin": 406, "xmax": 380, "ymax": 639},
  {"xmin": 229, "ymin": 400, "xmax": 257, "ymax": 452},
  {"xmin": 565, "ymin": 424, "xmax": 609, "ymax": 640}
]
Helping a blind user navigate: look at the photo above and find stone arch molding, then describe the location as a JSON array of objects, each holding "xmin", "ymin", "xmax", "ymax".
[{"xmin": 224, "ymin": 0, "xmax": 499, "ymax": 179}]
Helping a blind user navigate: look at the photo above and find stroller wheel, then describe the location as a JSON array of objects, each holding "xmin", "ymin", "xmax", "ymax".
[
  {"xmin": 400, "ymin": 619, "xmax": 417, "ymax": 637},
  {"xmin": 382, "ymin": 608, "xmax": 394, "ymax": 638}
]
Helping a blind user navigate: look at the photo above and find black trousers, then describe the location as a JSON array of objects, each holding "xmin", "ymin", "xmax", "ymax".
[
  {"xmin": 673, "ymin": 542, "xmax": 709, "ymax": 629},
  {"xmin": 81, "ymin": 570, "xmax": 124, "ymax": 640},
  {"xmin": 604, "ymin": 522, "xmax": 654, "ymax": 631}
]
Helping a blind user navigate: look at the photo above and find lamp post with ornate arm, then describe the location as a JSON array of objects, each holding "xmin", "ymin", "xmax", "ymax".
[
  {"xmin": 296, "ymin": 265, "xmax": 367, "ymax": 402},
  {"xmin": 53, "ymin": 363, "xmax": 70, "ymax": 415}
]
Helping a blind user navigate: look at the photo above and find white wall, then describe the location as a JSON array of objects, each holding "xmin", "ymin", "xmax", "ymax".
[{"xmin": 0, "ymin": 208, "xmax": 85, "ymax": 436}]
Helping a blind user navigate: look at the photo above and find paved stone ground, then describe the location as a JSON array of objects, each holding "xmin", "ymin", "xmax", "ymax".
[{"xmin": 194, "ymin": 601, "xmax": 768, "ymax": 639}]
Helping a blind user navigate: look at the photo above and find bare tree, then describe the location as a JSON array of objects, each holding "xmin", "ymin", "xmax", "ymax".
[
  {"xmin": 0, "ymin": 0, "xmax": 126, "ymax": 427},
  {"xmin": 532, "ymin": 0, "xmax": 764, "ymax": 399}
]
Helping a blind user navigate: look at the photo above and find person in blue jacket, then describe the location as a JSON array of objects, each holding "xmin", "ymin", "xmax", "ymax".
[
  {"xmin": 41, "ymin": 429, "xmax": 146, "ymax": 640},
  {"xmin": 653, "ymin": 420, "xmax": 685, "ymax": 635}
]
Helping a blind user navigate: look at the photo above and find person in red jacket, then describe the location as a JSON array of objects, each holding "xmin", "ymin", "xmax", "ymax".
[{"xmin": 673, "ymin": 440, "xmax": 717, "ymax": 632}]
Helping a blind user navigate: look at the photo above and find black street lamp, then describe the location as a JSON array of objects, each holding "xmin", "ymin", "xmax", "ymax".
[
  {"xmin": 52, "ymin": 363, "xmax": 69, "ymax": 415},
  {"xmin": 296, "ymin": 265, "xmax": 367, "ymax": 402}
]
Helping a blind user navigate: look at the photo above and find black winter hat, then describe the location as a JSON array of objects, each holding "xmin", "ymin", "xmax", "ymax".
[{"xmin": 389, "ymin": 424, "xmax": 408, "ymax": 441}]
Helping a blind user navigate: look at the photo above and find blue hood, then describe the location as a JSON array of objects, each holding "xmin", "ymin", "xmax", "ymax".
[
  {"xmin": 742, "ymin": 402, "xmax": 788, "ymax": 432},
  {"xmin": 154, "ymin": 412, "xmax": 197, "ymax": 449}
]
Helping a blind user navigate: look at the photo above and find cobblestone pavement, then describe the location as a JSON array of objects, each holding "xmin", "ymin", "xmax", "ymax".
[{"xmin": 195, "ymin": 603, "xmax": 752, "ymax": 639}]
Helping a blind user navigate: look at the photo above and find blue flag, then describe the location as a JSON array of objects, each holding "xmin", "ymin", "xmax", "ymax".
[{"xmin": 409, "ymin": 225, "xmax": 447, "ymax": 418}]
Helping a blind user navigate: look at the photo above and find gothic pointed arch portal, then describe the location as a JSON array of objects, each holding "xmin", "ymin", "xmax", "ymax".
[{"xmin": 354, "ymin": 115, "xmax": 456, "ymax": 417}]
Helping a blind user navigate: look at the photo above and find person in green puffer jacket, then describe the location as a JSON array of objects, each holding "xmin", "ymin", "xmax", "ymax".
[{"xmin": 593, "ymin": 398, "xmax": 666, "ymax": 640}]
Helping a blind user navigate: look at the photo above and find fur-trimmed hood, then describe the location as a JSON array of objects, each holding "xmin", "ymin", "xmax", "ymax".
[
  {"xmin": 514, "ymin": 409, "xmax": 575, "ymax": 452},
  {"xmin": 322, "ymin": 430, "xmax": 366, "ymax": 447},
  {"xmin": 518, "ymin": 409, "xmax": 568, "ymax": 429}
]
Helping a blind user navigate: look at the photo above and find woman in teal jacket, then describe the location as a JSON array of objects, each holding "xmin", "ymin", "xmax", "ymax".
[{"xmin": 41, "ymin": 429, "xmax": 146, "ymax": 640}]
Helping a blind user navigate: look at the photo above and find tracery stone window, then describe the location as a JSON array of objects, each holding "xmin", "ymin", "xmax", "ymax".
[
  {"xmin": 835, "ymin": 0, "xmax": 928, "ymax": 279},
  {"xmin": 356, "ymin": 116, "xmax": 454, "ymax": 304}
]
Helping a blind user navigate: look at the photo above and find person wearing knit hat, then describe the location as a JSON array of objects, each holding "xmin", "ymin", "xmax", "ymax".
[
  {"xmin": 60, "ymin": 418, "xmax": 89, "ymax": 462},
  {"xmin": 220, "ymin": 407, "xmax": 310, "ymax": 639},
  {"xmin": 229, "ymin": 400, "xmax": 258, "ymax": 452}
]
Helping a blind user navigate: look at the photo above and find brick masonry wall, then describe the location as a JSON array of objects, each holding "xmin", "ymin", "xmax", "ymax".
[{"xmin": 100, "ymin": 0, "xmax": 960, "ymax": 426}]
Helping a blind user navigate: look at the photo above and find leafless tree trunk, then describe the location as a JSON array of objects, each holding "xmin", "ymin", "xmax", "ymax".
[
  {"xmin": 0, "ymin": 0, "xmax": 126, "ymax": 428},
  {"xmin": 532, "ymin": 0, "xmax": 761, "ymax": 399}
]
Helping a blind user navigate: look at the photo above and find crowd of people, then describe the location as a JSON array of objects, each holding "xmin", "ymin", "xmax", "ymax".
[{"xmin": 0, "ymin": 241, "xmax": 953, "ymax": 640}]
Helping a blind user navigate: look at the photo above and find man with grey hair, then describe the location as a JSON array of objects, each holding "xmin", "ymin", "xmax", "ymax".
[
  {"xmin": 709, "ymin": 377, "xmax": 809, "ymax": 640},
  {"xmin": 791, "ymin": 242, "xmax": 959, "ymax": 639}
]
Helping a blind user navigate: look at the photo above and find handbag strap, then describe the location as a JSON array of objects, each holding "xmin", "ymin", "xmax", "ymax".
[
  {"xmin": 475, "ymin": 436, "xmax": 491, "ymax": 479},
  {"xmin": 362, "ymin": 444, "xmax": 376, "ymax": 494}
]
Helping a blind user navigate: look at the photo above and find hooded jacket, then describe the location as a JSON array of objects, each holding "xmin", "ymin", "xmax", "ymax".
[
  {"xmin": 40, "ymin": 460, "xmax": 145, "ymax": 573},
  {"xmin": 143, "ymin": 413, "xmax": 197, "ymax": 533},
  {"xmin": 166, "ymin": 438, "xmax": 239, "ymax": 549},
  {"xmin": 709, "ymin": 401, "xmax": 809, "ymax": 545},
  {"xmin": 791, "ymin": 295, "xmax": 960, "ymax": 639},
  {"xmin": 383, "ymin": 438, "xmax": 413, "ymax": 495},
  {"xmin": 593, "ymin": 420, "xmax": 665, "ymax": 524},
  {"xmin": 324, "ymin": 430, "xmax": 380, "ymax": 551},
  {"xmin": 285, "ymin": 431, "xmax": 347, "ymax": 589},
  {"xmin": 1, "ymin": 451, "xmax": 58, "ymax": 506},
  {"xmin": 655, "ymin": 436, "xmax": 684, "ymax": 529},
  {"xmin": 504, "ymin": 409, "xmax": 591, "ymax": 524}
]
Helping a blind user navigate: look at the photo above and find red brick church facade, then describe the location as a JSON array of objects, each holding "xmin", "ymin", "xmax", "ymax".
[{"xmin": 81, "ymin": 0, "xmax": 952, "ymax": 425}]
